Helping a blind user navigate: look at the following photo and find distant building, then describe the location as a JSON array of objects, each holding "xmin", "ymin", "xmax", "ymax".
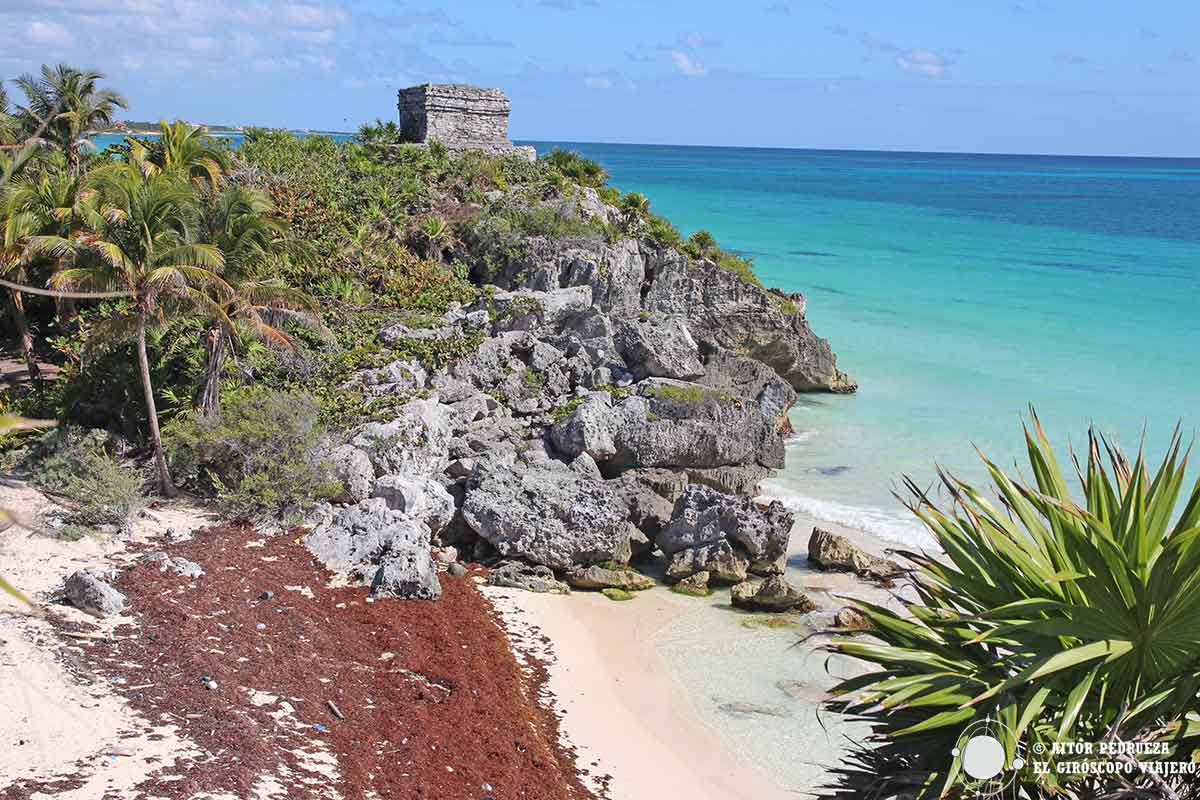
[{"xmin": 397, "ymin": 84, "xmax": 535, "ymax": 161}]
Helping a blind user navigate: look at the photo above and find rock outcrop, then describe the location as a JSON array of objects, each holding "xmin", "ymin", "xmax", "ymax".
[
  {"xmin": 807, "ymin": 528, "xmax": 905, "ymax": 583},
  {"xmin": 659, "ymin": 485, "xmax": 794, "ymax": 580},
  {"xmin": 730, "ymin": 575, "xmax": 815, "ymax": 613},
  {"xmin": 305, "ymin": 498, "xmax": 441, "ymax": 600},
  {"xmin": 63, "ymin": 569, "xmax": 126, "ymax": 616}
]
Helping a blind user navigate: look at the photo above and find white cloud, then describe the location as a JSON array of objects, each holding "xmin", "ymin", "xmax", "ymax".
[
  {"xmin": 584, "ymin": 76, "xmax": 612, "ymax": 89},
  {"xmin": 27, "ymin": 20, "xmax": 73, "ymax": 47},
  {"xmin": 670, "ymin": 50, "xmax": 706, "ymax": 77},
  {"xmin": 896, "ymin": 48, "xmax": 946, "ymax": 78},
  {"xmin": 283, "ymin": 3, "xmax": 344, "ymax": 29}
]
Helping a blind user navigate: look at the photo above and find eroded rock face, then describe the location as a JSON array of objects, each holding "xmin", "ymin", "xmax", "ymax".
[
  {"xmin": 730, "ymin": 575, "xmax": 815, "ymax": 613},
  {"xmin": 665, "ymin": 540, "xmax": 748, "ymax": 584},
  {"xmin": 328, "ymin": 444, "xmax": 375, "ymax": 503},
  {"xmin": 808, "ymin": 528, "xmax": 905, "ymax": 582},
  {"xmin": 659, "ymin": 484, "xmax": 793, "ymax": 576},
  {"xmin": 350, "ymin": 397, "xmax": 452, "ymax": 478},
  {"xmin": 305, "ymin": 498, "xmax": 441, "ymax": 600},
  {"xmin": 371, "ymin": 474, "xmax": 455, "ymax": 536},
  {"xmin": 487, "ymin": 560, "xmax": 570, "ymax": 594},
  {"xmin": 63, "ymin": 569, "xmax": 125, "ymax": 616},
  {"xmin": 462, "ymin": 465, "xmax": 633, "ymax": 570}
]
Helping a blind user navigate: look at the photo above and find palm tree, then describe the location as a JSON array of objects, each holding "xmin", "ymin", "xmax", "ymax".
[
  {"xmin": 14, "ymin": 65, "xmax": 127, "ymax": 175},
  {"xmin": 618, "ymin": 191, "xmax": 651, "ymax": 233},
  {"xmin": 0, "ymin": 81, "xmax": 20, "ymax": 147},
  {"xmin": 8, "ymin": 170, "xmax": 91, "ymax": 324},
  {"xmin": 128, "ymin": 120, "xmax": 232, "ymax": 188},
  {"xmin": 196, "ymin": 184, "xmax": 324, "ymax": 416},
  {"xmin": 39, "ymin": 164, "xmax": 226, "ymax": 495},
  {"xmin": 0, "ymin": 197, "xmax": 42, "ymax": 383}
]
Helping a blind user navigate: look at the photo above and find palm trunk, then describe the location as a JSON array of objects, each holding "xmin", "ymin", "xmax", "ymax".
[
  {"xmin": 199, "ymin": 326, "xmax": 226, "ymax": 417},
  {"xmin": 8, "ymin": 288, "xmax": 40, "ymax": 386},
  {"xmin": 136, "ymin": 308, "xmax": 176, "ymax": 497}
]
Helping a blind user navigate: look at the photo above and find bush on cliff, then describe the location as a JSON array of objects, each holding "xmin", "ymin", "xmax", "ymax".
[
  {"xmin": 164, "ymin": 387, "xmax": 340, "ymax": 521},
  {"xmin": 824, "ymin": 415, "xmax": 1200, "ymax": 800}
]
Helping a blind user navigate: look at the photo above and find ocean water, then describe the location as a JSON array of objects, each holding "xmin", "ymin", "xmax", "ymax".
[{"xmin": 529, "ymin": 141, "xmax": 1200, "ymax": 548}]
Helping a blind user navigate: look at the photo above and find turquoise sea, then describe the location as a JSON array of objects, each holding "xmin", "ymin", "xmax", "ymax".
[{"xmin": 529, "ymin": 141, "xmax": 1200, "ymax": 548}]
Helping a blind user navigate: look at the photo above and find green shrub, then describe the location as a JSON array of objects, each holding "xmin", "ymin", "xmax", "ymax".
[
  {"xmin": 542, "ymin": 149, "xmax": 609, "ymax": 188},
  {"xmin": 825, "ymin": 415, "xmax": 1200, "ymax": 799},
  {"xmin": 31, "ymin": 427, "xmax": 145, "ymax": 530},
  {"xmin": 164, "ymin": 387, "xmax": 339, "ymax": 521}
]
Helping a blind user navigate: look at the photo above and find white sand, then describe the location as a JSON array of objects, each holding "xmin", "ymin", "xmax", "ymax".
[{"xmin": 0, "ymin": 480, "xmax": 214, "ymax": 797}]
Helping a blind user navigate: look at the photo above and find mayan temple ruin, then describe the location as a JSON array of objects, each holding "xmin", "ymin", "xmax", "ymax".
[{"xmin": 396, "ymin": 84, "xmax": 536, "ymax": 161}]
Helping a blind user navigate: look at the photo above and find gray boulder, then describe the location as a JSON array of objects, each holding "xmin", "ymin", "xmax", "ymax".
[
  {"xmin": 63, "ymin": 569, "xmax": 126, "ymax": 616},
  {"xmin": 345, "ymin": 358, "xmax": 427, "ymax": 396},
  {"xmin": 350, "ymin": 397, "xmax": 452, "ymax": 478},
  {"xmin": 548, "ymin": 392, "xmax": 616, "ymax": 462},
  {"xmin": 614, "ymin": 317, "xmax": 704, "ymax": 381},
  {"xmin": 808, "ymin": 528, "xmax": 905, "ymax": 582},
  {"xmin": 370, "ymin": 474, "xmax": 455, "ymax": 536},
  {"xmin": 659, "ymin": 484, "xmax": 793, "ymax": 575},
  {"xmin": 564, "ymin": 564, "xmax": 655, "ymax": 592},
  {"xmin": 328, "ymin": 444, "xmax": 375, "ymax": 503},
  {"xmin": 665, "ymin": 540, "xmax": 748, "ymax": 584},
  {"xmin": 463, "ymin": 465, "xmax": 634, "ymax": 570},
  {"xmin": 487, "ymin": 561, "xmax": 570, "ymax": 594},
  {"xmin": 142, "ymin": 551, "xmax": 204, "ymax": 579},
  {"xmin": 730, "ymin": 575, "xmax": 814, "ymax": 612},
  {"xmin": 305, "ymin": 498, "xmax": 441, "ymax": 600}
]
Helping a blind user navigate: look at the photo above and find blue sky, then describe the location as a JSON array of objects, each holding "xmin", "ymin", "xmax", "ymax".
[{"xmin": 2, "ymin": 0, "xmax": 1198, "ymax": 155}]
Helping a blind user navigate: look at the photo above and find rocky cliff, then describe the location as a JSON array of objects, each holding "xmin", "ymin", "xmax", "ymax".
[{"xmin": 306, "ymin": 174, "xmax": 853, "ymax": 601}]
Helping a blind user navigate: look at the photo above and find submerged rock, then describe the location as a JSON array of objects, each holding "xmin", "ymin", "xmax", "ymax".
[
  {"xmin": 808, "ymin": 528, "xmax": 905, "ymax": 582},
  {"xmin": 671, "ymin": 570, "xmax": 712, "ymax": 597},
  {"xmin": 487, "ymin": 560, "xmax": 569, "ymax": 594},
  {"xmin": 63, "ymin": 569, "xmax": 125, "ymax": 617},
  {"xmin": 716, "ymin": 701, "xmax": 792, "ymax": 719},
  {"xmin": 834, "ymin": 606, "xmax": 873, "ymax": 631},
  {"xmin": 730, "ymin": 575, "xmax": 815, "ymax": 613}
]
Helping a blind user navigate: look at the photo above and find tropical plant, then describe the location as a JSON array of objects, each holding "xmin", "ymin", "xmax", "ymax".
[
  {"xmin": 38, "ymin": 163, "xmax": 226, "ymax": 495},
  {"xmin": 685, "ymin": 229, "xmax": 717, "ymax": 258},
  {"xmin": 824, "ymin": 414, "xmax": 1200, "ymax": 800},
  {"xmin": 542, "ymin": 148, "xmax": 608, "ymax": 188},
  {"xmin": 126, "ymin": 119, "xmax": 232, "ymax": 188},
  {"xmin": 13, "ymin": 64, "xmax": 127, "ymax": 175},
  {"xmin": 0, "ymin": 81, "xmax": 20, "ymax": 147},
  {"xmin": 1, "ymin": 194, "xmax": 43, "ymax": 383},
  {"xmin": 414, "ymin": 215, "xmax": 453, "ymax": 260},
  {"xmin": 617, "ymin": 191, "xmax": 650, "ymax": 233},
  {"xmin": 196, "ymin": 184, "xmax": 324, "ymax": 415}
]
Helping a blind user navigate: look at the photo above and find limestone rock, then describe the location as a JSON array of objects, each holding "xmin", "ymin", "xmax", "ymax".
[
  {"xmin": 808, "ymin": 528, "xmax": 905, "ymax": 582},
  {"xmin": 345, "ymin": 358, "xmax": 427, "ymax": 396},
  {"xmin": 371, "ymin": 474, "xmax": 455, "ymax": 535},
  {"xmin": 614, "ymin": 317, "xmax": 704, "ymax": 381},
  {"xmin": 564, "ymin": 564, "xmax": 655, "ymax": 592},
  {"xmin": 671, "ymin": 570, "xmax": 711, "ymax": 597},
  {"xmin": 63, "ymin": 569, "xmax": 125, "ymax": 616},
  {"xmin": 462, "ymin": 465, "xmax": 632, "ymax": 569},
  {"xmin": 142, "ymin": 551, "xmax": 204, "ymax": 579},
  {"xmin": 834, "ymin": 606, "xmax": 873, "ymax": 631},
  {"xmin": 328, "ymin": 444, "xmax": 375, "ymax": 503},
  {"xmin": 665, "ymin": 540, "xmax": 748, "ymax": 584},
  {"xmin": 659, "ymin": 484, "xmax": 793, "ymax": 575},
  {"xmin": 305, "ymin": 498, "xmax": 441, "ymax": 600},
  {"xmin": 350, "ymin": 396, "xmax": 452, "ymax": 478},
  {"xmin": 487, "ymin": 561, "xmax": 569, "ymax": 594},
  {"xmin": 730, "ymin": 575, "xmax": 815, "ymax": 613}
]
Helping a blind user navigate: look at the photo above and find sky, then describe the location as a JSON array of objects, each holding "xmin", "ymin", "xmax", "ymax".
[{"xmin": 2, "ymin": 0, "xmax": 1199, "ymax": 156}]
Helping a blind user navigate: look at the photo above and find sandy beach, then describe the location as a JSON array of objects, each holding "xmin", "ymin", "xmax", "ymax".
[{"xmin": 487, "ymin": 508, "xmax": 904, "ymax": 800}]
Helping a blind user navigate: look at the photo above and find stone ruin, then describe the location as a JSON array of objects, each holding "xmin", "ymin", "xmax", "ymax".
[{"xmin": 397, "ymin": 84, "xmax": 535, "ymax": 161}]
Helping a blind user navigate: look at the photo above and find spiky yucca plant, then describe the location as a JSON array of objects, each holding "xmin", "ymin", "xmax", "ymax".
[{"xmin": 826, "ymin": 414, "xmax": 1200, "ymax": 800}]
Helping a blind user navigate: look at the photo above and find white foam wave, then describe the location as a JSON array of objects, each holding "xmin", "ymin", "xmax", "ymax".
[
  {"xmin": 760, "ymin": 487, "xmax": 939, "ymax": 552},
  {"xmin": 784, "ymin": 429, "xmax": 818, "ymax": 445}
]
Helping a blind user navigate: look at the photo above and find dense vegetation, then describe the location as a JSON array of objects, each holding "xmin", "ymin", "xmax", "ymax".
[
  {"xmin": 826, "ymin": 415, "xmax": 1200, "ymax": 799},
  {"xmin": 1, "ymin": 63, "xmax": 759, "ymax": 519}
]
